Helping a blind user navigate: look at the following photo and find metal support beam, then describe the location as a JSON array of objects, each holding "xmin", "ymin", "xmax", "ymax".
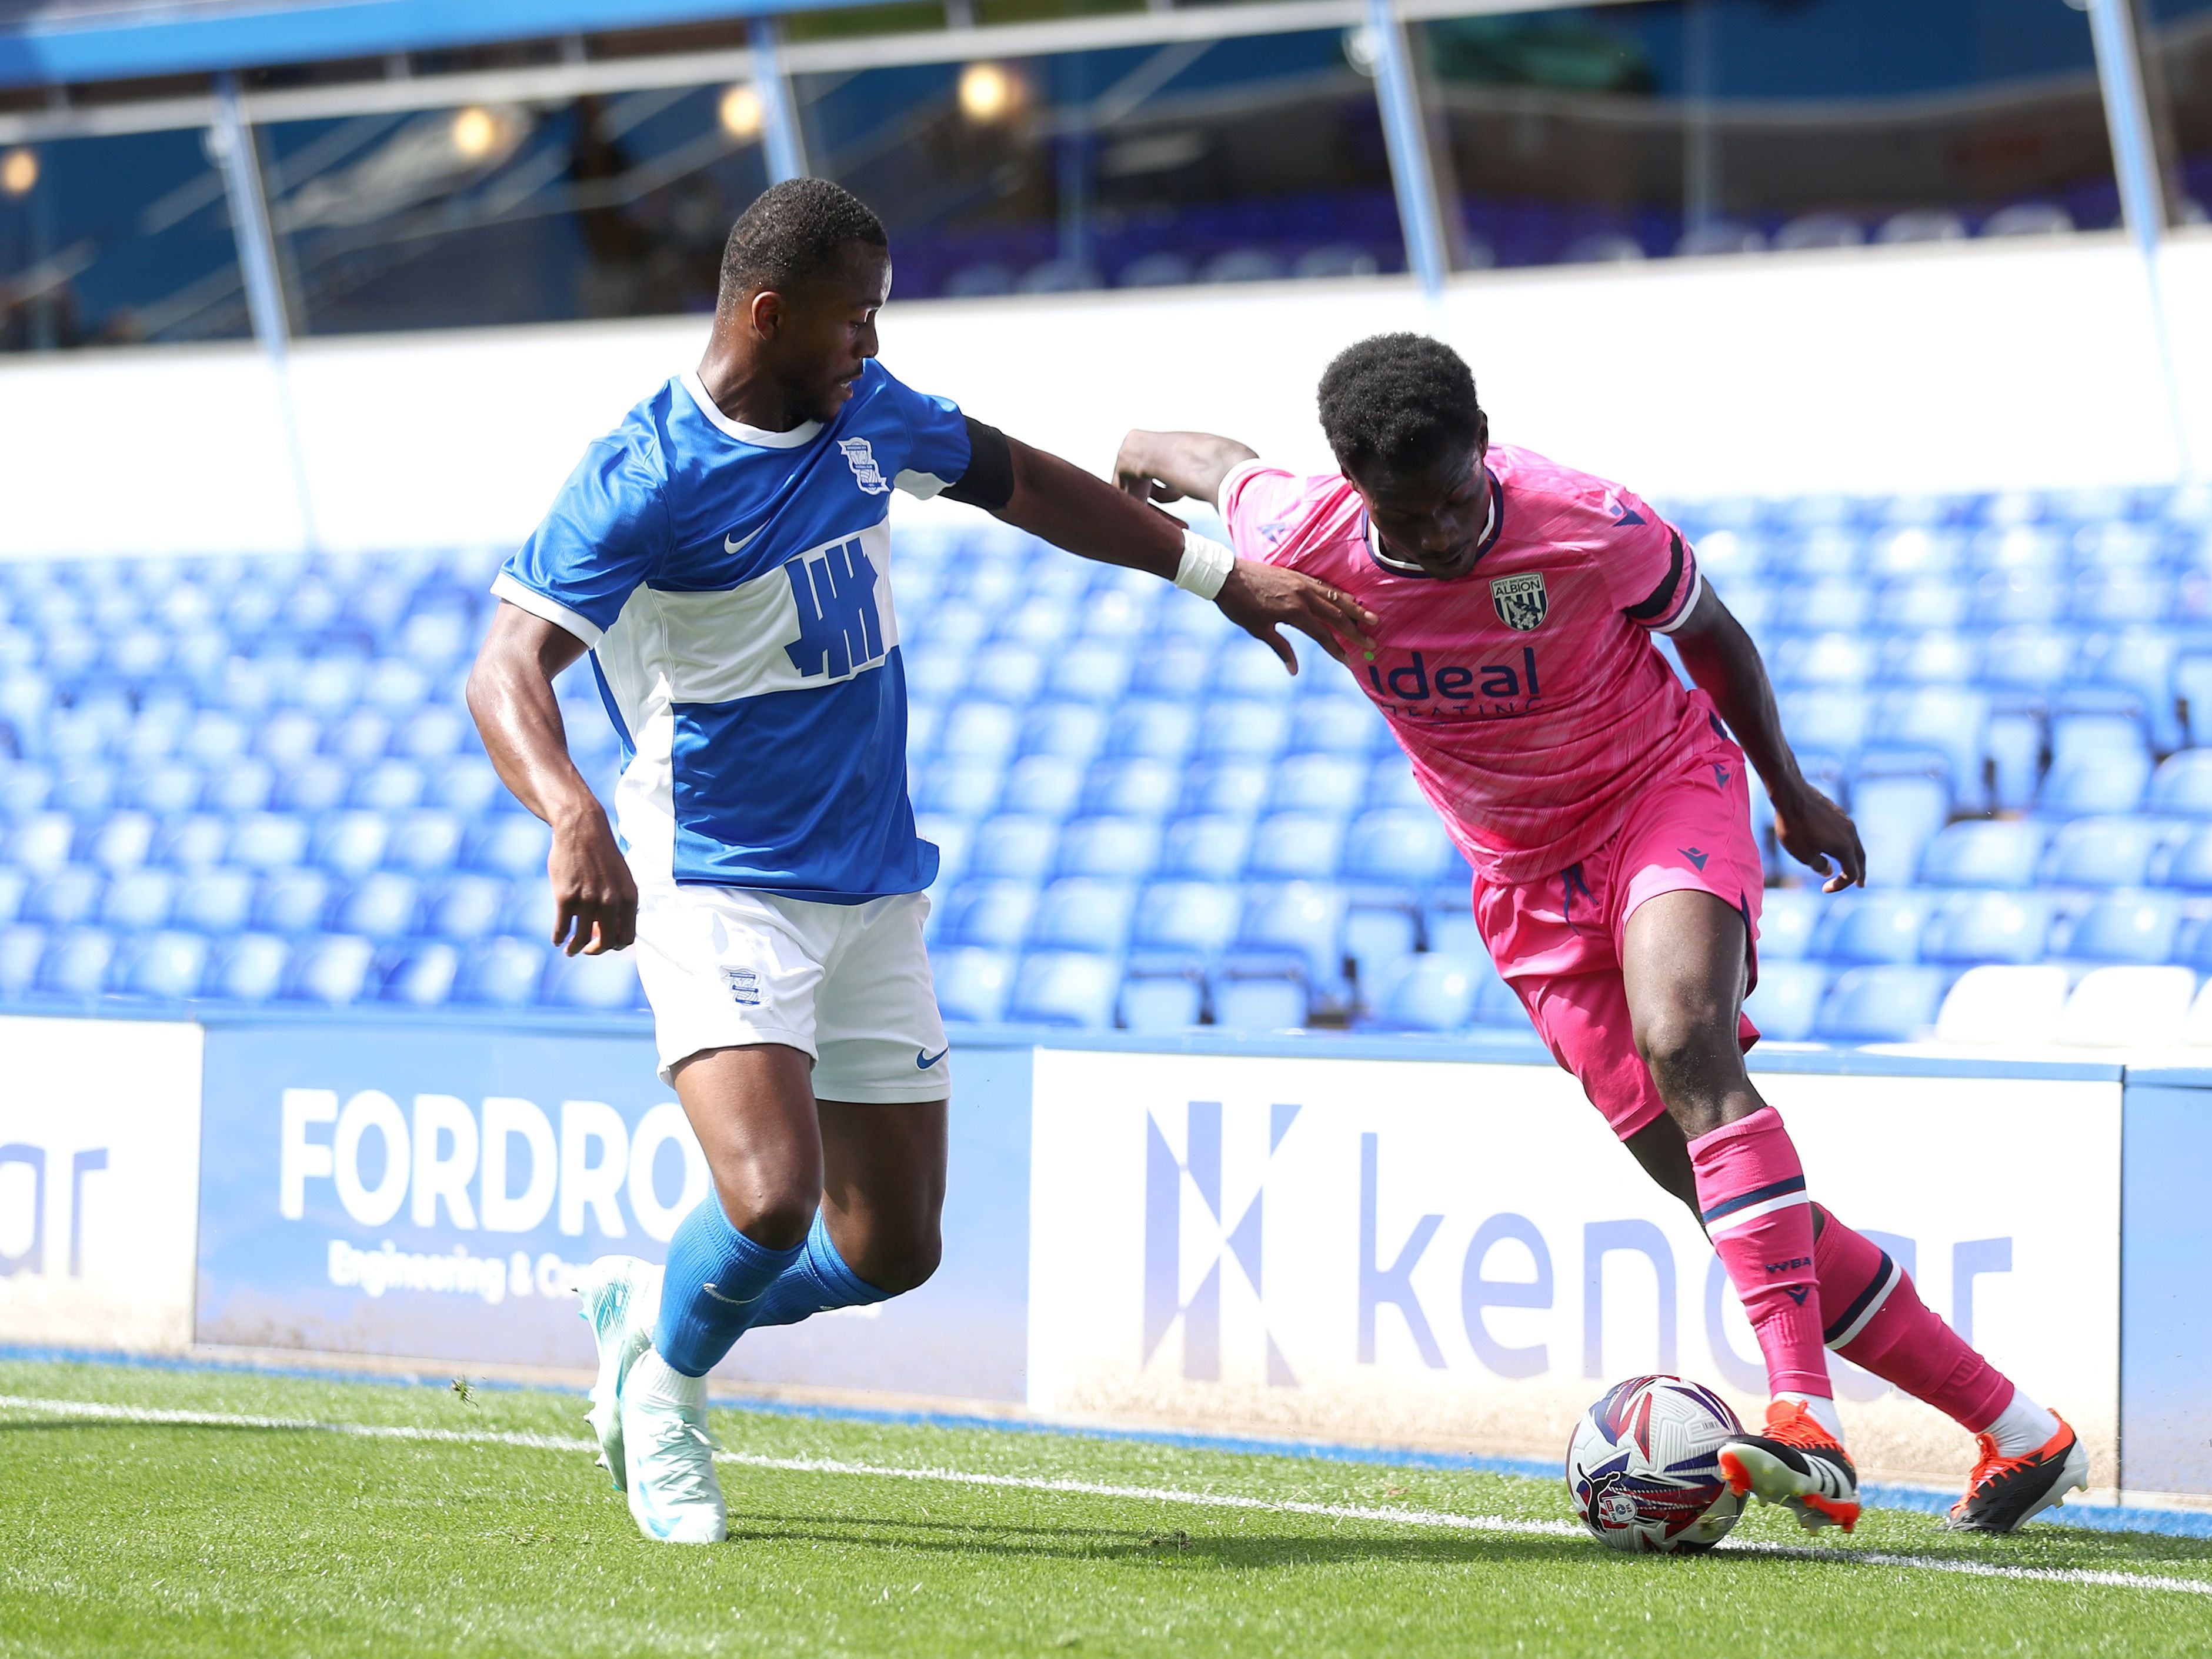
[
  {"xmin": 2087, "ymin": 0, "xmax": 2193, "ymax": 478},
  {"xmin": 749, "ymin": 17, "xmax": 810, "ymax": 183},
  {"xmin": 211, "ymin": 71, "xmax": 321, "ymax": 553},
  {"xmin": 1364, "ymin": 0, "xmax": 1447, "ymax": 298}
]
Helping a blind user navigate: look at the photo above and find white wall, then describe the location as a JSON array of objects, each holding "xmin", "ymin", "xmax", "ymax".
[{"xmin": 1, "ymin": 229, "xmax": 2206, "ymax": 561}]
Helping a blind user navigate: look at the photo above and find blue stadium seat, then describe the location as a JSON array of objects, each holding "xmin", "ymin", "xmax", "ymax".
[
  {"xmin": 1193, "ymin": 700, "xmax": 1289, "ymax": 761},
  {"xmin": 1052, "ymin": 815, "xmax": 1157, "ymax": 880},
  {"xmin": 0, "ymin": 923, "xmax": 45, "ymax": 997},
  {"xmin": 2162, "ymin": 826, "xmax": 2212, "ymax": 891},
  {"xmin": 1267, "ymin": 754, "xmax": 1367, "ymax": 815},
  {"xmin": 128, "ymin": 760, "xmax": 204, "ymax": 816},
  {"xmin": 1045, "ymin": 641, "xmax": 1133, "ymax": 704},
  {"xmin": 1341, "ymin": 809, "xmax": 1455, "ymax": 888},
  {"xmin": 335, "ymin": 872, "xmax": 421, "ymax": 940},
  {"xmin": 1758, "ymin": 888, "xmax": 1823, "ymax": 960},
  {"xmin": 1288, "ymin": 697, "xmax": 1383, "ymax": 756},
  {"xmin": 913, "ymin": 762, "xmax": 1001, "ymax": 819},
  {"xmin": 229, "ymin": 812, "xmax": 310, "ymax": 871},
  {"xmin": 2040, "ymin": 815, "xmax": 2164, "ymax": 888},
  {"xmin": 1366, "ymin": 759, "xmax": 1428, "ymax": 811},
  {"xmin": 429, "ymin": 757, "xmax": 503, "ymax": 817},
  {"xmin": 1029, "ymin": 878, "xmax": 1137, "ymax": 954},
  {"xmin": 968, "ymin": 816, "xmax": 1057, "ymax": 881},
  {"xmin": 380, "ymin": 942, "xmax": 459, "ymax": 1007},
  {"xmin": 1814, "ymin": 965, "xmax": 1944, "ymax": 1042},
  {"xmin": 422, "ymin": 875, "xmax": 506, "ymax": 942},
  {"xmin": 175, "ymin": 868, "xmax": 254, "ymax": 935},
  {"xmin": 206, "ymin": 758, "xmax": 277, "ymax": 815},
  {"xmin": 26, "ymin": 867, "xmax": 103, "ymax": 928},
  {"xmin": 463, "ymin": 814, "xmax": 546, "ymax": 880},
  {"xmin": 502, "ymin": 882, "xmax": 558, "ymax": 941},
  {"xmin": 998, "ymin": 754, "xmax": 1083, "ymax": 819},
  {"xmin": 36, "ymin": 926, "xmax": 115, "ymax": 995},
  {"xmin": 256, "ymin": 709, "xmax": 322, "ymax": 767},
  {"xmin": 1117, "ymin": 970, "xmax": 1205, "ymax": 1032},
  {"xmin": 1235, "ymin": 882, "xmax": 1348, "ymax": 990},
  {"xmin": 86, "ymin": 810, "xmax": 155, "ymax": 872},
  {"xmin": 2147, "ymin": 751, "xmax": 2212, "ymax": 818},
  {"xmin": 2050, "ymin": 710, "xmax": 2149, "ymax": 766},
  {"xmin": 1211, "ymin": 636, "xmax": 1299, "ymax": 700},
  {"xmin": 1849, "ymin": 775, "xmax": 1949, "ymax": 888},
  {"xmin": 1132, "ymin": 640, "xmax": 1210, "ymax": 699},
  {"xmin": 255, "ymin": 869, "xmax": 333, "ymax": 935},
  {"xmin": 100, "ymin": 868, "xmax": 176, "ymax": 931},
  {"xmin": 0, "ymin": 764, "xmax": 56, "ymax": 820},
  {"xmin": 966, "ymin": 642, "xmax": 1046, "ymax": 705},
  {"xmin": 1182, "ymin": 760, "xmax": 1270, "ymax": 818},
  {"xmin": 937, "ymin": 702, "xmax": 1021, "ymax": 765},
  {"xmin": 1007, "ymin": 951, "xmax": 1120, "ymax": 1026},
  {"xmin": 313, "ymin": 811, "xmax": 391, "ymax": 878},
  {"xmin": 541, "ymin": 949, "xmax": 645, "ymax": 1011},
  {"xmin": 387, "ymin": 809, "xmax": 464, "ymax": 875},
  {"xmin": 1210, "ymin": 966, "xmax": 1308, "ymax": 1031},
  {"xmin": 1813, "ymin": 889, "xmax": 1931, "ymax": 964},
  {"xmin": 1979, "ymin": 625, "xmax": 2074, "ymax": 695},
  {"xmin": 7, "ymin": 811, "xmax": 75, "ymax": 877},
  {"xmin": 1129, "ymin": 881, "xmax": 1242, "ymax": 964},
  {"xmin": 1080, "ymin": 758, "xmax": 1179, "ymax": 821},
  {"xmin": 0, "ymin": 868, "xmax": 23, "ymax": 927},
  {"xmin": 1920, "ymin": 819, "xmax": 2044, "ymax": 888},
  {"xmin": 455, "ymin": 937, "xmax": 547, "ymax": 1008},
  {"xmin": 1156, "ymin": 815, "xmax": 1255, "ymax": 881},
  {"xmin": 119, "ymin": 931, "xmax": 208, "ymax": 999},
  {"xmin": 934, "ymin": 945, "xmax": 1015, "ymax": 1023},
  {"xmin": 285, "ymin": 933, "xmax": 378, "ymax": 1005},
  {"xmin": 1778, "ymin": 688, "xmax": 1869, "ymax": 757},
  {"xmin": 1344, "ymin": 903, "xmax": 1419, "ymax": 990},
  {"xmin": 1744, "ymin": 960, "xmax": 1825, "ymax": 1041},
  {"xmin": 395, "ymin": 705, "xmax": 469, "ymax": 760},
  {"xmin": 2065, "ymin": 892, "xmax": 2180, "ymax": 965},
  {"xmin": 1247, "ymin": 813, "xmax": 1347, "ymax": 881},
  {"xmin": 1359, "ymin": 952, "xmax": 1479, "ymax": 1032},
  {"xmin": 277, "ymin": 759, "xmax": 349, "ymax": 814},
  {"xmin": 1921, "ymin": 890, "xmax": 2051, "ymax": 964},
  {"xmin": 937, "ymin": 881, "xmax": 1039, "ymax": 950},
  {"xmin": 2037, "ymin": 752, "xmax": 2150, "ymax": 819}
]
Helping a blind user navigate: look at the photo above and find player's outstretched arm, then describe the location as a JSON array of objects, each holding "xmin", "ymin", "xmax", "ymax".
[
  {"xmin": 1668, "ymin": 584, "xmax": 1866, "ymax": 892},
  {"xmin": 466, "ymin": 603, "xmax": 639, "ymax": 955},
  {"xmin": 990, "ymin": 434, "xmax": 1375, "ymax": 672}
]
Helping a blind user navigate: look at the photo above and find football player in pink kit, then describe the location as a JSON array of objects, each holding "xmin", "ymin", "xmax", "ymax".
[{"xmin": 1114, "ymin": 332, "xmax": 2088, "ymax": 1535}]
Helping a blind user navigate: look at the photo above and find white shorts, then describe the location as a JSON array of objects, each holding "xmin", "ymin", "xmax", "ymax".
[{"xmin": 632, "ymin": 885, "xmax": 950, "ymax": 1102}]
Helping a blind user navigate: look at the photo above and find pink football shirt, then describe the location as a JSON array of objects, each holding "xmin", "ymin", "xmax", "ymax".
[{"xmin": 1222, "ymin": 444, "xmax": 1722, "ymax": 885}]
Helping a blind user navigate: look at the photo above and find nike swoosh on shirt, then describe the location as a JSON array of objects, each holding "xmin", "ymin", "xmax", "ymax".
[
  {"xmin": 723, "ymin": 524, "xmax": 766, "ymax": 553},
  {"xmin": 916, "ymin": 1046, "xmax": 949, "ymax": 1069}
]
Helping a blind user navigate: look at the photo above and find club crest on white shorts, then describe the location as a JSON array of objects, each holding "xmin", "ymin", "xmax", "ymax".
[{"xmin": 721, "ymin": 966, "xmax": 762, "ymax": 1006}]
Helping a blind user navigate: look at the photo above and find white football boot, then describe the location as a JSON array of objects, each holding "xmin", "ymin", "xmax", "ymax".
[
  {"xmin": 573, "ymin": 1255, "xmax": 660, "ymax": 1491},
  {"xmin": 620, "ymin": 1347, "xmax": 728, "ymax": 1544}
]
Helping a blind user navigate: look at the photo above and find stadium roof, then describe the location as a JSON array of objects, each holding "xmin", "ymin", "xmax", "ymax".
[{"xmin": 0, "ymin": 0, "xmax": 868, "ymax": 91}]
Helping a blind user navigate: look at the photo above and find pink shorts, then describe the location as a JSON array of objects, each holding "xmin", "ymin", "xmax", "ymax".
[{"xmin": 1470, "ymin": 737, "xmax": 1766, "ymax": 1141}]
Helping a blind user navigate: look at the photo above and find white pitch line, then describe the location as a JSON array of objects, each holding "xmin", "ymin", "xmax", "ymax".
[{"xmin": 5, "ymin": 1394, "xmax": 2208, "ymax": 1600}]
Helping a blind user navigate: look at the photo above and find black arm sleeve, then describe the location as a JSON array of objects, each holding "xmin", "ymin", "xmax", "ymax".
[{"xmin": 941, "ymin": 416, "xmax": 1015, "ymax": 510}]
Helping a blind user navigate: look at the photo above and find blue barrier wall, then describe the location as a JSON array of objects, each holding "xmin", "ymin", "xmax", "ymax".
[{"xmin": 2120, "ymin": 1072, "xmax": 2212, "ymax": 1498}]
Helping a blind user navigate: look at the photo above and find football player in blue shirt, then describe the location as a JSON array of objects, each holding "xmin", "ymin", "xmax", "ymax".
[{"xmin": 468, "ymin": 178, "xmax": 1375, "ymax": 1543}]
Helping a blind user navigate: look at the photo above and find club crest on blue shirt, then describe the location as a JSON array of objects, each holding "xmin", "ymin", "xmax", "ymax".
[
  {"xmin": 838, "ymin": 437, "xmax": 890, "ymax": 495},
  {"xmin": 1491, "ymin": 571, "xmax": 1549, "ymax": 631}
]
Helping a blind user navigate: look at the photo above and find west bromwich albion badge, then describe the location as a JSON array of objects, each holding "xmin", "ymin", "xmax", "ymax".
[{"xmin": 1490, "ymin": 571, "xmax": 1548, "ymax": 631}]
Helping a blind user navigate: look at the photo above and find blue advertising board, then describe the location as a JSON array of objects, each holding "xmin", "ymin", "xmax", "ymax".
[{"xmin": 196, "ymin": 1014, "xmax": 1031, "ymax": 1400}]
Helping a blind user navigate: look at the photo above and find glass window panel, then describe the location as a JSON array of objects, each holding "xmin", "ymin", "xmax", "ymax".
[
  {"xmin": 797, "ymin": 30, "xmax": 1406, "ymax": 298},
  {"xmin": 1411, "ymin": 0, "xmax": 2117, "ymax": 269},
  {"xmin": 0, "ymin": 126, "xmax": 247, "ymax": 353},
  {"xmin": 259, "ymin": 88, "xmax": 772, "ymax": 335},
  {"xmin": 2142, "ymin": 0, "xmax": 2212, "ymax": 221}
]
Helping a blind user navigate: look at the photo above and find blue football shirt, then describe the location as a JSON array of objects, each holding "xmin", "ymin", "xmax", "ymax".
[{"xmin": 495, "ymin": 359, "xmax": 973, "ymax": 901}]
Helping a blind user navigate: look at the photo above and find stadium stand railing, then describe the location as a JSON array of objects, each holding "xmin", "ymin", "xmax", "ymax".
[{"xmin": 4, "ymin": 479, "xmax": 2212, "ymax": 1045}]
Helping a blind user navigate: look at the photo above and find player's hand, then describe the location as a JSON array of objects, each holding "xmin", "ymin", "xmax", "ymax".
[
  {"xmin": 548, "ymin": 807, "xmax": 639, "ymax": 955},
  {"xmin": 1215, "ymin": 558, "xmax": 1379, "ymax": 672},
  {"xmin": 1112, "ymin": 433, "xmax": 1184, "ymax": 503},
  {"xmin": 1771, "ymin": 781, "xmax": 1866, "ymax": 894}
]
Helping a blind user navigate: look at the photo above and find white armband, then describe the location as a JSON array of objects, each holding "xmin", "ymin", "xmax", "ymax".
[{"xmin": 1173, "ymin": 528, "xmax": 1236, "ymax": 601}]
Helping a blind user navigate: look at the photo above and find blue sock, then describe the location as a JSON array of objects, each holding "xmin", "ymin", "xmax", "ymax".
[
  {"xmin": 746, "ymin": 1210, "xmax": 895, "ymax": 1330},
  {"xmin": 652, "ymin": 1195, "xmax": 805, "ymax": 1377}
]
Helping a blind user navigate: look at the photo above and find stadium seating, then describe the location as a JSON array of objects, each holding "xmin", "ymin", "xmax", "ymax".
[{"xmin": 3, "ymin": 481, "xmax": 2211, "ymax": 1047}]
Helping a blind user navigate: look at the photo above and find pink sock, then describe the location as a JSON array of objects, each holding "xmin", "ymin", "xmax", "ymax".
[
  {"xmin": 1813, "ymin": 1208, "xmax": 2014, "ymax": 1433},
  {"xmin": 1689, "ymin": 1107, "xmax": 1829, "ymax": 1400}
]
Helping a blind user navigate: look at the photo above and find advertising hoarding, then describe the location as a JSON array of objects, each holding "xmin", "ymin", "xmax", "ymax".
[{"xmin": 1027, "ymin": 1048, "xmax": 2121, "ymax": 1488}]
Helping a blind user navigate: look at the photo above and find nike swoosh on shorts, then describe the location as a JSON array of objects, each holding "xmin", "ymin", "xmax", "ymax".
[{"xmin": 916, "ymin": 1047, "xmax": 948, "ymax": 1069}]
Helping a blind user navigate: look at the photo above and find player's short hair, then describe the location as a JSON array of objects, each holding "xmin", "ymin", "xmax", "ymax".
[
  {"xmin": 719, "ymin": 178, "xmax": 888, "ymax": 302},
  {"xmin": 1317, "ymin": 332, "xmax": 1484, "ymax": 477}
]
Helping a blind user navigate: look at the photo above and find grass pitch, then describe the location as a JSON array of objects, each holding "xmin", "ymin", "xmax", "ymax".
[{"xmin": 3, "ymin": 1358, "xmax": 2210, "ymax": 1657}]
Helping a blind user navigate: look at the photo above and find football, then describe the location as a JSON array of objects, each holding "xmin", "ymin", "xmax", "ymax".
[{"xmin": 1566, "ymin": 1375, "xmax": 1748, "ymax": 1554}]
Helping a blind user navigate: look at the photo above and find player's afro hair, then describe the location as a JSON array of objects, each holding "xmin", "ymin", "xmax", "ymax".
[
  {"xmin": 719, "ymin": 178, "xmax": 889, "ymax": 302},
  {"xmin": 1316, "ymin": 332, "xmax": 1484, "ymax": 477}
]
